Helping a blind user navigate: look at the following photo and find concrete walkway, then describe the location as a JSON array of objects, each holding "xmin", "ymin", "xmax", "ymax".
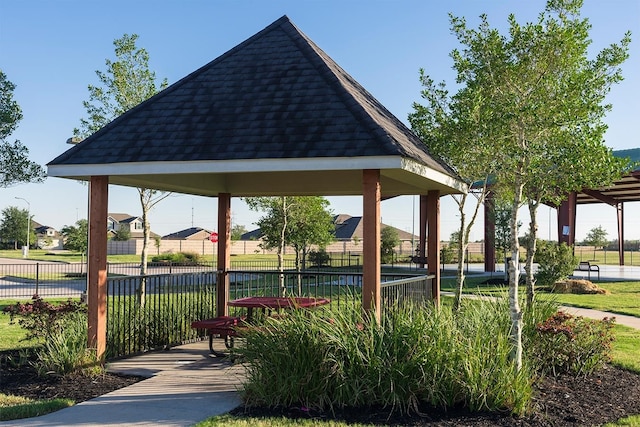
[{"xmin": 0, "ymin": 342, "xmax": 244, "ymax": 427}]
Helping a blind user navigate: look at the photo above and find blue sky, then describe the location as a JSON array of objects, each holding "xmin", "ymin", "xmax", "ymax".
[{"xmin": 1, "ymin": 0, "xmax": 638, "ymax": 242}]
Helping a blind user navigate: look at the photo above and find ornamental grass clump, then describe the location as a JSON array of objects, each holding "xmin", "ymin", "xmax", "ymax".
[{"xmin": 237, "ymin": 298, "xmax": 540, "ymax": 417}]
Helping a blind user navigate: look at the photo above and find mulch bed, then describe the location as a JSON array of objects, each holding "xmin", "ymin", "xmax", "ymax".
[
  {"xmin": 2, "ymin": 349, "xmax": 639, "ymax": 426},
  {"xmin": 0, "ymin": 350, "xmax": 142, "ymax": 403},
  {"xmin": 230, "ymin": 365, "xmax": 640, "ymax": 426}
]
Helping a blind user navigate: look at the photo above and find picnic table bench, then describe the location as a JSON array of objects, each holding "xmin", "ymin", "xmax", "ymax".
[
  {"xmin": 192, "ymin": 296, "xmax": 330, "ymax": 358},
  {"xmin": 191, "ymin": 315, "xmax": 247, "ymax": 357},
  {"xmin": 575, "ymin": 261, "xmax": 600, "ymax": 280}
]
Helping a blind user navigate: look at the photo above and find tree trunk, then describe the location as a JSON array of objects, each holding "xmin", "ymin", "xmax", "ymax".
[
  {"xmin": 137, "ymin": 189, "xmax": 151, "ymax": 308},
  {"xmin": 525, "ymin": 200, "xmax": 539, "ymax": 308},
  {"xmin": 508, "ymin": 181, "xmax": 524, "ymax": 371},
  {"xmin": 278, "ymin": 196, "xmax": 287, "ymax": 297},
  {"xmin": 453, "ymin": 195, "xmax": 467, "ymax": 312}
]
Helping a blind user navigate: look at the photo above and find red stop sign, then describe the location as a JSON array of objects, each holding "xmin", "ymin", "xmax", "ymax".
[{"xmin": 209, "ymin": 232, "xmax": 218, "ymax": 243}]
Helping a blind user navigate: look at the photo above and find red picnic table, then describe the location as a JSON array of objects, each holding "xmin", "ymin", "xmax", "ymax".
[
  {"xmin": 191, "ymin": 296, "xmax": 330, "ymax": 357},
  {"xmin": 228, "ymin": 296, "xmax": 330, "ymax": 321}
]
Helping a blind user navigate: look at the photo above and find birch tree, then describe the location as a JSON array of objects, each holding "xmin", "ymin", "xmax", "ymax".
[
  {"xmin": 75, "ymin": 34, "xmax": 170, "ymax": 301},
  {"xmin": 414, "ymin": 0, "xmax": 629, "ymax": 370}
]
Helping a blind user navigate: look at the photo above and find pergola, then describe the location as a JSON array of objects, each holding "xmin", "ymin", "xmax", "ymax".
[
  {"xmin": 482, "ymin": 148, "xmax": 640, "ymax": 271},
  {"xmin": 47, "ymin": 16, "xmax": 466, "ymax": 359},
  {"xmin": 558, "ymin": 148, "xmax": 640, "ymax": 264}
]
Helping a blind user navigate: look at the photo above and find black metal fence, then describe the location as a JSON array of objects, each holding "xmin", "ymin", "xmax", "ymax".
[
  {"xmin": 2, "ymin": 261, "xmax": 433, "ymax": 359},
  {"xmin": 106, "ymin": 271, "xmax": 217, "ymax": 359},
  {"xmin": 105, "ymin": 269, "xmax": 432, "ymax": 358}
]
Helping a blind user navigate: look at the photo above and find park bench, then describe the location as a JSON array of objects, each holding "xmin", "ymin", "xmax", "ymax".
[
  {"xmin": 575, "ymin": 261, "xmax": 600, "ymax": 280},
  {"xmin": 191, "ymin": 315, "xmax": 247, "ymax": 357}
]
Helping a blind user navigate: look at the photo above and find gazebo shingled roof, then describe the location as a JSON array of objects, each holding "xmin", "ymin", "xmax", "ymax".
[{"xmin": 48, "ymin": 15, "xmax": 464, "ymax": 197}]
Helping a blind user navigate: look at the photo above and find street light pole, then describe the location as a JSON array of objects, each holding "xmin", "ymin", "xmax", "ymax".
[{"xmin": 15, "ymin": 197, "xmax": 30, "ymax": 258}]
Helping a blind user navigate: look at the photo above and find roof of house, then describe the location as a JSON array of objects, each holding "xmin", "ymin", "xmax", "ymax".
[
  {"xmin": 108, "ymin": 213, "xmax": 139, "ymax": 223},
  {"xmin": 162, "ymin": 227, "xmax": 212, "ymax": 240},
  {"xmin": 240, "ymin": 214, "xmax": 416, "ymax": 241},
  {"xmin": 47, "ymin": 16, "xmax": 465, "ymax": 199}
]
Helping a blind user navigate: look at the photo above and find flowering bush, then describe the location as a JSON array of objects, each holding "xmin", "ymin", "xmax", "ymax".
[
  {"xmin": 529, "ymin": 311, "xmax": 615, "ymax": 377},
  {"xmin": 2, "ymin": 296, "xmax": 86, "ymax": 342}
]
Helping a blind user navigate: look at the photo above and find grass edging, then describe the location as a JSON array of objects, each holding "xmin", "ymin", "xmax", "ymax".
[{"xmin": 0, "ymin": 394, "xmax": 74, "ymax": 421}]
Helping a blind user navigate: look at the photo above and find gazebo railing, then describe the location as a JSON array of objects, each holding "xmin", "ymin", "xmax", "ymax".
[{"xmin": 104, "ymin": 269, "xmax": 432, "ymax": 359}]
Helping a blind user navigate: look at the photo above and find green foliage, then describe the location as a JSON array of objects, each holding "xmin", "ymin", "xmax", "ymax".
[
  {"xmin": 0, "ymin": 206, "xmax": 34, "ymax": 249},
  {"xmin": 74, "ymin": 33, "xmax": 170, "ymax": 274},
  {"xmin": 440, "ymin": 245, "xmax": 455, "ymax": 264},
  {"xmin": 74, "ymin": 34, "xmax": 168, "ymax": 137},
  {"xmin": 2, "ymin": 297, "xmax": 86, "ymax": 342},
  {"xmin": 151, "ymin": 251, "xmax": 204, "ymax": 264},
  {"xmin": 0, "ymin": 394, "xmax": 73, "ymax": 422},
  {"xmin": 238, "ymin": 299, "xmax": 545, "ymax": 417},
  {"xmin": 245, "ymin": 196, "xmax": 335, "ymax": 270},
  {"xmin": 584, "ymin": 225, "xmax": 609, "ymax": 258},
  {"xmin": 534, "ymin": 241, "xmax": 577, "ymax": 287},
  {"xmin": 112, "ymin": 227, "xmax": 131, "ymax": 241},
  {"xmin": 380, "ymin": 226, "xmax": 399, "ymax": 264},
  {"xmin": 307, "ymin": 249, "xmax": 330, "ymax": 267},
  {"xmin": 231, "ymin": 224, "xmax": 247, "ymax": 240},
  {"xmin": 35, "ymin": 312, "xmax": 102, "ymax": 377},
  {"xmin": 60, "ymin": 219, "xmax": 88, "ymax": 254},
  {"xmin": 0, "ymin": 69, "xmax": 45, "ymax": 187},
  {"xmin": 529, "ymin": 311, "xmax": 615, "ymax": 377}
]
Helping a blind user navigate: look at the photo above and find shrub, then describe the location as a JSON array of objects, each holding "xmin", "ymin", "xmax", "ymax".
[
  {"xmin": 2, "ymin": 297, "xmax": 86, "ymax": 342},
  {"xmin": 151, "ymin": 251, "xmax": 204, "ymax": 265},
  {"xmin": 534, "ymin": 241, "xmax": 577, "ymax": 287},
  {"xmin": 307, "ymin": 249, "xmax": 330, "ymax": 267},
  {"xmin": 529, "ymin": 311, "xmax": 615, "ymax": 377},
  {"xmin": 35, "ymin": 311, "xmax": 102, "ymax": 377}
]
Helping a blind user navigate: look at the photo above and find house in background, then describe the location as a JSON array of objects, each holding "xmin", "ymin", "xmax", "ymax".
[
  {"xmin": 162, "ymin": 227, "xmax": 213, "ymax": 240},
  {"xmin": 107, "ymin": 213, "xmax": 159, "ymax": 239},
  {"xmin": 240, "ymin": 214, "xmax": 417, "ymax": 254},
  {"xmin": 32, "ymin": 220, "xmax": 64, "ymax": 250}
]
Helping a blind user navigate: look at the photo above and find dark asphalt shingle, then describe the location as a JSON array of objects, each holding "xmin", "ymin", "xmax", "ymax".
[{"xmin": 49, "ymin": 16, "xmax": 453, "ymax": 178}]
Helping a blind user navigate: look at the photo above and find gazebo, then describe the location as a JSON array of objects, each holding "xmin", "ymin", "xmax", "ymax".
[{"xmin": 47, "ymin": 16, "xmax": 466, "ymax": 359}]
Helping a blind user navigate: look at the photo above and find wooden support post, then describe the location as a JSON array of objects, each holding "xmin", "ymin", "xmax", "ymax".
[
  {"xmin": 558, "ymin": 192, "xmax": 577, "ymax": 247},
  {"xmin": 217, "ymin": 193, "xmax": 231, "ymax": 317},
  {"xmin": 419, "ymin": 195, "xmax": 427, "ymax": 268},
  {"xmin": 427, "ymin": 190, "xmax": 441, "ymax": 306},
  {"xmin": 617, "ymin": 203, "xmax": 624, "ymax": 266},
  {"xmin": 362, "ymin": 169, "xmax": 381, "ymax": 322},
  {"xmin": 87, "ymin": 176, "xmax": 108, "ymax": 361}
]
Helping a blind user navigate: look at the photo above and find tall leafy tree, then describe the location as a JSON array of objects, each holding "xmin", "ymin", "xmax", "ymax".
[
  {"xmin": 75, "ymin": 34, "xmax": 170, "ymax": 299},
  {"xmin": 380, "ymin": 226, "xmax": 400, "ymax": 264},
  {"xmin": 0, "ymin": 206, "xmax": 34, "ymax": 249},
  {"xmin": 409, "ymin": 65, "xmax": 498, "ymax": 313},
  {"xmin": 61, "ymin": 219, "xmax": 89, "ymax": 254},
  {"xmin": 0, "ymin": 70, "xmax": 45, "ymax": 187},
  {"xmin": 245, "ymin": 196, "xmax": 334, "ymax": 296},
  {"xmin": 413, "ymin": 0, "xmax": 629, "ymax": 370},
  {"xmin": 584, "ymin": 225, "xmax": 608, "ymax": 259}
]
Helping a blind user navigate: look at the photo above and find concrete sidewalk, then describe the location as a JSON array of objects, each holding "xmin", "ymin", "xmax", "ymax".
[{"xmin": 0, "ymin": 342, "xmax": 244, "ymax": 427}]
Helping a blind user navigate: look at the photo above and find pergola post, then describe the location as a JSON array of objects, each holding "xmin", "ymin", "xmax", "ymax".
[
  {"xmin": 419, "ymin": 195, "xmax": 427, "ymax": 268},
  {"xmin": 426, "ymin": 190, "xmax": 441, "ymax": 306},
  {"xmin": 87, "ymin": 176, "xmax": 108, "ymax": 361},
  {"xmin": 484, "ymin": 190, "xmax": 496, "ymax": 272},
  {"xmin": 617, "ymin": 203, "xmax": 624, "ymax": 266},
  {"xmin": 558, "ymin": 192, "xmax": 577, "ymax": 247},
  {"xmin": 216, "ymin": 193, "xmax": 231, "ymax": 317},
  {"xmin": 362, "ymin": 169, "xmax": 381, "ymax": 322}
]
